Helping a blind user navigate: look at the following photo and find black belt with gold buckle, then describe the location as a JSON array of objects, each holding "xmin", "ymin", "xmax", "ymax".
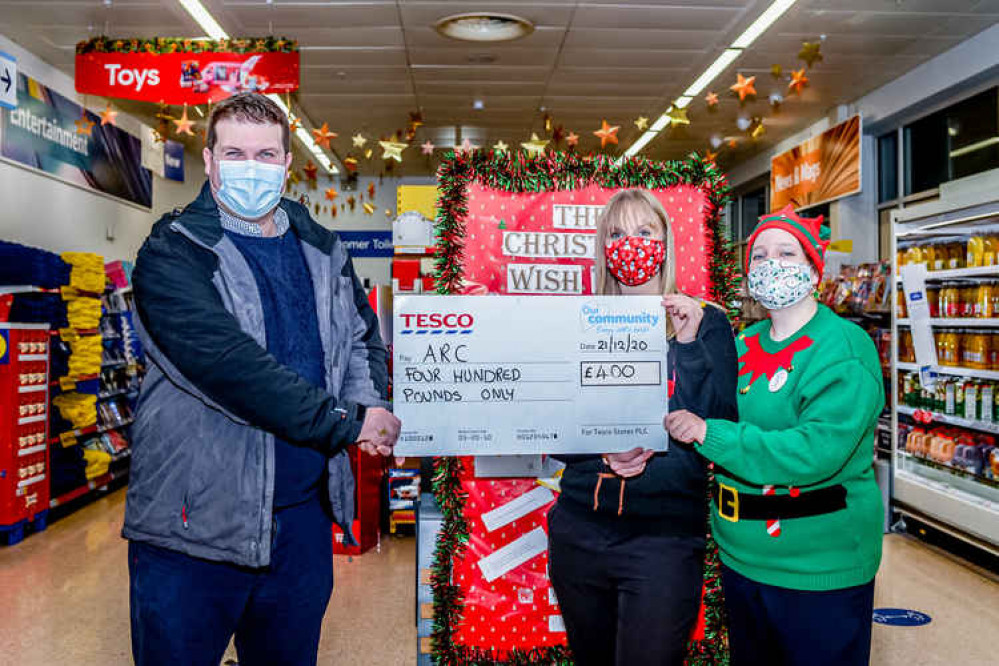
[{"xmin": 713, "ymin": 482, "xmax": 847, "ymax": 523}]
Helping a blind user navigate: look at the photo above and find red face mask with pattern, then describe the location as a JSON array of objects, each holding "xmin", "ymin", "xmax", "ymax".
[{"xmin": 603, "ymin": 236, "xmax": 666, "ymax": 287}]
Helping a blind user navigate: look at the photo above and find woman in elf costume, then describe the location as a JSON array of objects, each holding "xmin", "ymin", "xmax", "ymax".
[
  {"xmin": 547, "ymin": 189, "xmax": 738, "ymax": 666},
  {"xmin": 668, "ymin": 206, "xmax": 885, "ymax": 666}
]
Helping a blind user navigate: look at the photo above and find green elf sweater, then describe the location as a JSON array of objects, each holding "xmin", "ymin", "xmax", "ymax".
[{"xmin": 700, "ymin": 304, "xmax": 885, "ymax": 591}]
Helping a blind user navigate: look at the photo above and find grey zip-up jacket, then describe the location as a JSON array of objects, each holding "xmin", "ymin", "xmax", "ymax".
[{"xmin": 122, "ymin": 182, "xmax": 389, "ymax": 567}]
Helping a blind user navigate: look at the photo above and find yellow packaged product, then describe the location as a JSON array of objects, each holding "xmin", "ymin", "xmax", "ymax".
[{"xmin": 967, "ymin": 235, "xmax": 986, "ymax": 268}]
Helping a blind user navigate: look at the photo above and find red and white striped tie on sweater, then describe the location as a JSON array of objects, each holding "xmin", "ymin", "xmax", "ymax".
[{"xmin": 764, "ymin": 485, "xmax": 781, "ymax": 538}]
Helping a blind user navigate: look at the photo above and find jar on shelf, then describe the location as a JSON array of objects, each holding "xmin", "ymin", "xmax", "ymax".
[
  {"xmin": 938, "ymin": 282, "xmax": 960, "ymax": 318},
  {"xmin": 897, "ymin": 287, "xmax": 908, "ymax": 319},
  {"xmin": 967, "ymin": 235, "xmax": 986, "ymax": 268},
  {"xmin": 926, "ymin": 285, "xmax": 940, "ymax": 317},
  {"xmin": 937, "ymin": 329, "xmax": 960, "ymax": 367},
  {"xmin": 899, "ymin": 330, "xmax": 916, "ymax": 363},
  {"xmin": 986, "ymin": 235, "xmax": 999, "ymax": 267},
  {"xmin": 976, "ymin": 281, "xmax": 996, "ymax": 318},
  {"xmin": 962, "ymin": 283, "xmax": 978, "ymax": 317},
  {"xmin": 948, "ymin": 240, "xmax": 966, "ymax": 269},
  {"xmin": 964, "ymin": 330, "xmax": 989, "ymax": 370}
]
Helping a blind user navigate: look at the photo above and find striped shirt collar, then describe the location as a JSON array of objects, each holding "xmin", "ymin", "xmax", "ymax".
[{"xmin": 218, "ymin": 204, "xmax": 290, "ymax": 237}]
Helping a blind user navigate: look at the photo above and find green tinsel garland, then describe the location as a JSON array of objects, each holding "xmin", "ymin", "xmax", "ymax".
[
  {"xmin": 430, "ymin": 149, "xmax": 738, "ymax": 665},
  {"xmin": 76, "ymin": 36, "xmax": 298, "ymax": 55}
]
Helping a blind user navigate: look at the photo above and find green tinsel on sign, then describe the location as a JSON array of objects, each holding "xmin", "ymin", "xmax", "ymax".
[{"xmin": 429, "ymin": 148, "xmax": 738, "ymax": 665}]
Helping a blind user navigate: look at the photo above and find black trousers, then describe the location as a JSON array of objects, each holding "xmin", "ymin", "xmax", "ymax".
[
  {"xmin": 722, "ymin": 564, "xmax": 875, "ymax": 666},
  {"xmin": 547, "ymin": 500, "xmax": 705, "ymax": 666}
]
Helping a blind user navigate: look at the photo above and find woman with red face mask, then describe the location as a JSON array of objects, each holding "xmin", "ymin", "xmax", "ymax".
[{"xmin": 546, "ymin": 189, "xmax": 738, "ymax": 666}]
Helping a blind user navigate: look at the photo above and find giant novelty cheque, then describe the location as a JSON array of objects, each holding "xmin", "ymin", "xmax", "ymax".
[{"xmin": 394, "ymin": 295, "xmax": 670, "ymax": 455}]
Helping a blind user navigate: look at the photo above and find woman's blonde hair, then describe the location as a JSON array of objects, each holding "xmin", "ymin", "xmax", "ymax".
[
  {"xmin": 594, "ymin": 189, "xmax": 677, "ymax": 297},
  {"xmin": 594, "ymin": 189, "xmax": 723, "ymax": 338}
]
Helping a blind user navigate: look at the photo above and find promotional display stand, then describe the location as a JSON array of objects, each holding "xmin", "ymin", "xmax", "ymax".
[
  {"xmin": 0, "ymin": 323, "xmax": 51, "ymax": 544},
  {"xmin": 423, "ymin": 150, "xmax": 736, "ymax": 665}
]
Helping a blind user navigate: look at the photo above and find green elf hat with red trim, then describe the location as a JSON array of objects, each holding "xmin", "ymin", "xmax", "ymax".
[{"xmin": 745, "ymin": 204, "xmax": 831, "ymax": 274}]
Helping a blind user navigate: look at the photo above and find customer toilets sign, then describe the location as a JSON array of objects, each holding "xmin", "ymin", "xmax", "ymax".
[
  {"xmin": 770, "ymin": 115, "xmax": 861, "ymax": 212},
  {"xmin": 0, "ymin": 51, "xmax": 16, "ymax": 110}
]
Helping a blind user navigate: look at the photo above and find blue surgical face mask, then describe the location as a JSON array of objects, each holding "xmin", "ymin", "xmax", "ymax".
[{"xmin": 214, "ymin": 159, "xmax": 286, "ymax": 220}]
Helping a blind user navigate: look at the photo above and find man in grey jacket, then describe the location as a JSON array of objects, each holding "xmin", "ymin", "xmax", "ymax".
[{"xmin": 124, "ymin": 93, "xmax": 399, "ymax": 666}]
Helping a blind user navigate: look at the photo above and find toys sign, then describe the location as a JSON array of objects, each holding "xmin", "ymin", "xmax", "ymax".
[{"xmin": 75, "ymin": 51, "xmax": 299, "ymax": 105}]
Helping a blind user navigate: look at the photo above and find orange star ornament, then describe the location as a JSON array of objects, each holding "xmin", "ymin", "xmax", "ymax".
[
  {"xmin": 730, "ymin": 74, "xmax": 757, "ymax": 102},
  {"xmin": 593, "ymin": 119, "xmax": 620, "ymax": 149},
  {"xmin": 312, "ymin": 123, "xmax": 337, "ymax": 150},
  {"xmin": 172, "ymin": 105, "xmax": 195, "ymax": 136},
  {"xmin": 788, "ymin": 68, "xmax": 810, "ymax": 95},
  {"xmin": 324, "ymin": 187, "xmax": 338, "ymax": 202}
]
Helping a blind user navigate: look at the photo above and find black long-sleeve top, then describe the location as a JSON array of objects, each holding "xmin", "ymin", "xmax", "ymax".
[{"xmin": 555, "ymin": 304, "xmax": 738, "ymax": 536}]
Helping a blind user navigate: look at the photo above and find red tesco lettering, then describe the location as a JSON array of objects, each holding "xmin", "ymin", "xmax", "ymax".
[{"xmin": 401, "ymin": 313, "xmax": 474, "ymax": 328}]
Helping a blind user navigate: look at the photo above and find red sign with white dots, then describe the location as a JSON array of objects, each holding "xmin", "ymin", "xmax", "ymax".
[{"xmin": 457, "ymin": 182, "xmax": 711, "ymax": 298}]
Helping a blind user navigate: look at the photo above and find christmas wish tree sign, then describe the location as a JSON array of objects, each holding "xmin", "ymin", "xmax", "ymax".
[{"xmin": 393, "ymin": 295, "xmax": 670, "ymax": 456}]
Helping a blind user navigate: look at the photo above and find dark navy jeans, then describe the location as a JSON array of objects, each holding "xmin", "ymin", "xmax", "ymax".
[
  {"xmin": 722, "ymin": 564, "xmax": 875, "ymax": 666},
  {"xmin": 129, "ymin": 499, "xmax": 333, "ymax": 666}
]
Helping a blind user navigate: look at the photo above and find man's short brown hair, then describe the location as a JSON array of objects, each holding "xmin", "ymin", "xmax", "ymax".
[{"xmin": 206, "ymin": 92, "xmax": 290, "ymax": 153}]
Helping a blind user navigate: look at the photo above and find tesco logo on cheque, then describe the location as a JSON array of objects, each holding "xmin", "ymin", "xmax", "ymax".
[{"xmin": 400, "ymin": 313, "xmax": 474, "ymax": 335}]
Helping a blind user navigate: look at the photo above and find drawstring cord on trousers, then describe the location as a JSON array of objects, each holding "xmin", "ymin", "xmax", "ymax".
[{"xmin": 593, "ymin": 472, "xmax": 626, "ymax": 516}]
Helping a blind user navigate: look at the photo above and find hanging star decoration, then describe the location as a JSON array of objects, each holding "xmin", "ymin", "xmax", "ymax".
[
  {"xmin": 331, "ymin": 207, "xmax": 338, "ymax": 218},
  {"xmin": 99, "ymin": 102, "xmax": 118, "ymax": 127},
  {"xmin": 705, "ymin": 92, "xmax": 719, "ymax": 108},
  {"xmin": 287, "ymin": 170, "xmax": 301, "ymax": 186},
  {"xmin": 385, "ymin": 209, "xmax": 393, "ymax": 217},
  {"xmin": 363, "ymin": 202, "xmax": 376, "ymax": 215},
  {"xmin": 347, "ymin": 196, "xmax": 356, "ymax": 211},
  {"xmin": 324, "ymin": 186, "xmax": 338, "ymax": 202},
  {"xmin": 75, "ymin": 112, "xmax": 95, "ymax": 136},
  {"xmin": 314, "ymin": 203, "xmax": 321, "ymax": 216},
  {"xmin": 728, "ymin": 138, "xmax": 740, "ymax": 149},
  {"xmin": 421, "ymin": 139, "xmax": 435, "ymax": 156},
  {"xmin": 634, "ymin": 116, "xmax": 649, "ymax": 131},
  {"xmin": 730, "ymin": 74, "xmax": 757, "ymax": 102},
  {"xmin": 521, "ymin": 133, "xmax": 548, "ymax": 157},
  {"xmin": 312, "ymin": 123, "xmax": 337, "ymax": 150},
  {"xmin": 303, "ymin": 160, "xmax": 319, "ymax": 183},
  {"xmin": 379, "ymin": 139, "xmax": 408, "ymax": 162},
  {"xmin": 788, "ymin": 68, "xmax": 810, "ymax": 95},
  {"xmin": 704, "ymin": 150, "xmax": 718, "ymax": 164},
  {"xmin": 492, "ymin": 140, "xmax": 509, "ymax": 154},
  {"xmin": 799, "ymin": 41, "xmax": 823, "ymax": 68},
  {"xmin": 667, "ymin": 107, "xmax": 690, "ymax": 127},
  {"xmin": 172, "ymin": 104, "xmax": 196, "ymax": 136},
  {"xmin": 751, "ymin": 119, "xmax": 766, "ymax": 140},
  {"xmin": 288, "ymin": 115, "xmax": 301, "ymax": 133},
  {"xmin": 552, "ymin": 125, "xmax": 566, "ymax": 144},
  {"xmin": 593, "ymin": 120, "xmax": 620, "ymax": 148},
  {"xmin": 343, "ymin": 156, "xmax": 359, "ymax": 173},
  {"xmin": 457, "ymin": 138, "xmax": 478, "ymax": 155},
  {"xmin": 408, "ymin": 111, "xmax": 424, "ymax": 129},
  {"xmin": 565, "ymin": 131, "xmax": 580, "ymax": 148},
  {"xmin": 368, "ymin": 182, "xmax": 376, "ymax": 199},
  {"xmin": 769, "ymin": 92, "xmax": 784, "ymax": 109},
  {"xmin": 352, "ymin": 133, "xmax": 368, "ymax": 148},
  {"xmin": 771, "ymin": 64, "xmax": 783, "ymax": 79}
]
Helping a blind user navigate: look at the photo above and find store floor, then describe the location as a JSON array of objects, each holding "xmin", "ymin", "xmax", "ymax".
[{"xmin": 0, "ymin": 488, "xmax": 996, "ymax": 666}]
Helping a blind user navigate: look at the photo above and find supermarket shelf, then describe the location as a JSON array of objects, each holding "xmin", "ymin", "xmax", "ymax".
[
  {"xmin": 101, "ymin": 360, "xmax": 128, "ymax": 369},
  {"xmin": 894, "ymin": 467, "xmax": 999, "ymax": 546},
  {"xmin": 897, "ymin": 451, "xmax": 999, "ymax": 490},
  {"xmin": 896, "ymin": 266, "xmax": 999, "ymax": 282},
  {"xmin": 98, "ymin": 418, "xmax": 134, "ymax": 434},
  {"xmin": 896, "ymin": 361, "xmax": 999, "ymax": 381},
  {"xmin": 98, "ymin": 387, "xmax": 136, "ymax": 400},
  {"xmin": 17, "ymin": 414, "xmax": 47, "ymax": 426},
  {"xmin": 18, "ymin": 354, "xmax": 48, "ymax": 362},
  {"xmin": 18, "ymin": 445, "xmax": 48, "ymax": 457},
  {"xmin": 49, "ymin": 419, "xmax": 133, "ymax": 445},
  {"xmin": 16, "ymin": 474, "xmax": 46, "ymax": 489},
  {"xmin": 0, "ymin": 285, "xmax": 56, "ymax": 295},
  {"xmin": 17, "ymin": 385, "xmax": 47, "ymax": 394},
  {"xmin": 897, "ymin": 405, "xmax": 999, "ymax": 434},
  {"xmin": 48, "ymin": 468, "xmax": 129, "ymax": 509},
  {"xmin": 898, "ymin": 318, "xmax": 999, "ymax": 328}
]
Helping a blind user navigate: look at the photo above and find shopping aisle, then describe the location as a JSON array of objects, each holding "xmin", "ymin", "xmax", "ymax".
[
  {"xmin": 0, "ymin": 489, "xmax": 417, "ymax": 665},
  {"xmin": 0, "ymin": 487, "xmax": 996, "ymax": 665}
]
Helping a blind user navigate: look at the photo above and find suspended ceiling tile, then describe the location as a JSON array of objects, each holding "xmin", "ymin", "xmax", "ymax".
[
  {"xmin": 572, "ymin": 3, "xmax": 743, "ymax": 31},
  {"xmin": 563, "ymin": 27, "xmax": 727, "ymax": 51},
  {"xmin": 408, "ymin": 46, "xmax": 559, "ymax": 67},
  {"xmin": 271, "ymin": 26, "xmax": 405, "ymax": 48},
  {"xmin": 397, "ymin": 2, "xmax": 576, "ymax": 29},
  {"xmin": 220, "ymin": 1, "xmax": 401, "ymax": 30},
  {"xmin": 299, "ymin": 47, "xmax": 409, "ymax": 68}
]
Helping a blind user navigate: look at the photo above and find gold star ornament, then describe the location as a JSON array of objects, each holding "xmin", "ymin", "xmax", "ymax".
[
  {"xmin": 667, "ymin": 107, "xmax": 690, "ymax": 127},
  {"xmin": 75, "ymin": 113, "xmax": 95, "ymax": 136},
  {"xmin": 799, "ymin": 41, "xmax": 823, "ymax": 68},
  {"xmin": 352, "ymin": 133, "xmax": 368, "ymax": 148},
  {"xmin": 521, "ymin": 133, "xmax": 548, "ymax": 157},
  {"xmin": 634, "ymin": 116, "xmax": 649, "ymax": 131},
  {"xmin": 492, "ymin": 140, "xmax": 509, "ymax": 154},
  {"xmin": 379, "ymin": 139, "xmax": 408, "ymax": 162}
]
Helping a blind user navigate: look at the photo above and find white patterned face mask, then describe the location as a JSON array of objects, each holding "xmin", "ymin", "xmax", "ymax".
[{"xmin": 747, "ymin": 259, "xmax": 815, "ymax": 310}]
